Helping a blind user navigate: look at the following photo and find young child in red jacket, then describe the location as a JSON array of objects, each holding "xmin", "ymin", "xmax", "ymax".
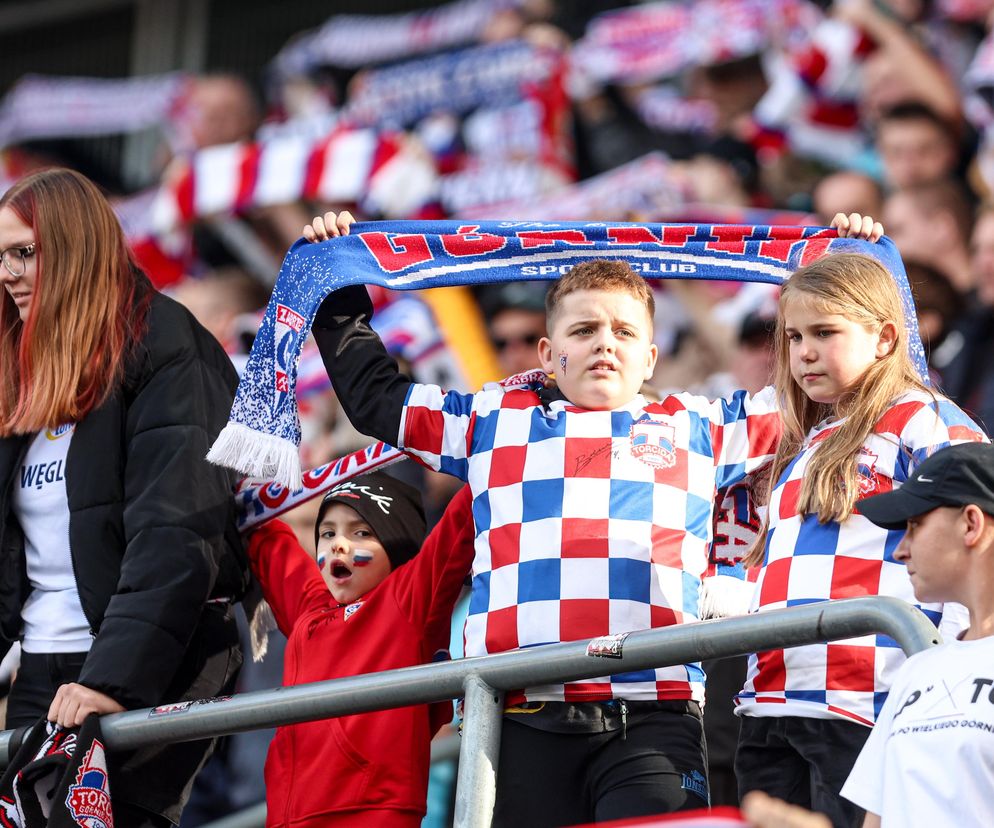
[{"xmin": 247, "ymin": 470, "xmax": 475, "ymax": 828}]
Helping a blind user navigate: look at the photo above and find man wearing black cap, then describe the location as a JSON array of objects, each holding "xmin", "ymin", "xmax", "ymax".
[{"xmin": 839, "ymin": 443, "xmax": 994, "ymax": 828}]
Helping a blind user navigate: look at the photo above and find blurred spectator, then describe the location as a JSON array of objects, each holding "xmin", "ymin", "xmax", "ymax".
[
  {"xmin": 971, "ymin": 203, "xmax": 994, "ymax": 310},
  {"xmin": 479, "ymin": 281, "xmax": 548, "ymax": 377},
  {"xmin": 677, "ymin": 136, "xmax": 760, "ymax": 208},
  {"xmin": 940, "ymin": 203, "xmax": 994, "ymax": 434},
  {"xmin": 170, "ymin": 267, "xmax": 270, "ymax": 352},
  {"xmin": 574, "ymin": 86, "xmax": 692, "ymax": 176},
  {"xmin": 841, "ymin": 0, "xmax": 961, "ymax": 126},
  {"xmin": 904, "ymin": 258, "xmax": 965, "ymax": 381},
  {"xmin": 184, "ymin": 74, "xmax": 262, "ymax": 151},
  {"xmin": 874, "ymin": 103, "xmax": 961, "ymax": 190},
  {"xmin": 687, "ymin": 55, "xmax": 769, "ymax": 138},
  {"xmin": 813, "ymin": 171, "xmax": 884, "ymax": 225},
  {"xmin": 172, "ymin": 73, "xmax": 313, "ymax": 274},
  {"xmin": 883, "ymin": 178, "xmax": 974, "ymax": 292},
  {"xmin": 730, "ymin": 313, "xmax": 777, "ymax": 395},
  {"xmin": 479, "ymin": 0, "xmax": 555, "ymax": 43}
]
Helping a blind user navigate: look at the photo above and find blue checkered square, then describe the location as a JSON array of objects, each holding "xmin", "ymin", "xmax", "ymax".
[
  {"xmin": 521, "ymin": 478, "xmax": 564, "ymax": 521},
  {"xmin": 609, "ymin": 478, "xmax": 654, "ymax": 522},
  {"xmin": 518, "ymin": 559, "xmax": 561, "ymax": 602}
]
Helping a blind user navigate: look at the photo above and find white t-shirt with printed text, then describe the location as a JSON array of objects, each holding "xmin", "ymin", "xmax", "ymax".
[
  {"xmin": 841, "ymin": 635, "xmax": 994, "ymax": 826},
  {"xmin": 12, "ymin": 425, "xmax": 92, "ymax": 653}
]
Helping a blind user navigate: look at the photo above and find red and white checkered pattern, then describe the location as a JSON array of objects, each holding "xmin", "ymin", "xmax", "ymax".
[
  {"xmin": 398, "ymin": 380, "xmax": 781, "ymax": 704},
  {"xmin": 737, "ymin": 391, "xmax": 988, "ymax": 725}
]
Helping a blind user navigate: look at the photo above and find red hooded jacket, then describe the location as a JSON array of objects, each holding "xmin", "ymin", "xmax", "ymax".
[{"xmin": 248, "ymin": 485, "xmax": 474, "ymax": 827}]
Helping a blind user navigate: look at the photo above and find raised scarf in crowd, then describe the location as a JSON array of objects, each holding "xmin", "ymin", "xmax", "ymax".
[
  {"xmin": 270, "ymin": 0, "xmax": 519, "ymax": 76},
  {"xmin": 150, "ymin": 126, "xmax": 437, "ymax": 232},
  {"xmin": 453, "ymin": 152, "xmax": 814, "ymax": 226},
  {"xmin": 570, "ymin": 0, "xmax": 816, "ymax": 85},
  {"xmin": 0, "ymin": 73, "xmax": 188, "ymax": 150},
  {"xmin": 207, "ymin": 221, "xmax": 923, "ymax": 490},
  {"xmin": 343, "ymin": 40, "xmax": 563, "ymax": 129}
]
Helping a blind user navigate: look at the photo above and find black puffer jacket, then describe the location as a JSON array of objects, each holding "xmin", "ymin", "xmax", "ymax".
[{"xmin": 0, "ymin": 285, "xmax": 249, "ymax": 818}]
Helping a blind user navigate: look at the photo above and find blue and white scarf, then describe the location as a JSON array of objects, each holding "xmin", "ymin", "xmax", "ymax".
[
  {"xmin": 207, "ymin": 221, "xmax": 923, "ymax": 489},
  {"xmin": 270, "ymin": 0, "xmax": 518, "ymax": 76},
  {"xmin": 343, "ymin": 40, "xmax": 561, "ymax": 129}
]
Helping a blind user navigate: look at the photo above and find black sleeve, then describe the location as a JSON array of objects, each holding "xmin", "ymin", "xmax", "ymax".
[
  {"xmin": 77, "ymin": 309, "xmax": 242, "ymax": 709},
  {"xmin": 312, "ymin": 285, "xmax": 413, "ymax": 446}
]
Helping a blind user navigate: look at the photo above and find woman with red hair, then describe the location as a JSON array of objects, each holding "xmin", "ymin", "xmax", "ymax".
[{"xmin": 0, "ymin": 168, "xmax": 248, "ymax": 827}]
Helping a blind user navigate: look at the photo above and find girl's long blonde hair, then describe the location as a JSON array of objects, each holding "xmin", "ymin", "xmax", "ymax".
[
  {"xmin": 744, "ymin": 253, "xmax": 931, "ymax": 566},
  {"xmin": 0, "ymin": 168, "xmax": 150, "ymax": 436}
]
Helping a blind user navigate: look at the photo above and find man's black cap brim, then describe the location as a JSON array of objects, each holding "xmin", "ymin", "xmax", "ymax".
[{"xmin": 858, "ymin": 487, "xmax": 944, "ymax": 531}]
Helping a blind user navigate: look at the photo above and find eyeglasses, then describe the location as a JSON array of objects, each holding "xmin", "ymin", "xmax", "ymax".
[
  {"xmin": 493, "ymin": 333, "xmax": 541, "ymax": 351},
  {"xmin": 0, "ymin": 243, "xmax": 35, "ymax": 278}
]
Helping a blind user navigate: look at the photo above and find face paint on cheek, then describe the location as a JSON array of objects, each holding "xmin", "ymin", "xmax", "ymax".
[
  {"xmin": 352, "ymin": 551, "xmax": 374, "ymax": 567},
  {"xmin": 559, "ymin": 352, "xmax": 568, "ymax": 375},
  {"xmin": 316, "ymin": 554, "xmax": 326, "ymax": 569}
]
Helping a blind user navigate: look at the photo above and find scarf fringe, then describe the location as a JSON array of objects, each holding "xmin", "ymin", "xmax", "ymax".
[
  {"xmin": 249, "ymin": 600, "xmax": 278, "ymax": 663},
  {"xmin": 699, "ymin": 573, "xmax": 756, "ymax": 620},
  {"xmin": 207, "ymin": 422, "xmax": 303, "ymax": 490}
]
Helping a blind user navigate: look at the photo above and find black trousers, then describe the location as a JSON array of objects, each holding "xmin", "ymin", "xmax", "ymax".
[
  {"xmin": 492, "ymin": 700, "xmax": 709, "ymax": 827},
  {"xmin": 735, "ymin": 715, "xmax": 869, "ymax": 828}
]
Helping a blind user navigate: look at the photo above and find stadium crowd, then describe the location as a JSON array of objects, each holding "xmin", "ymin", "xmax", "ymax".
[{"xmin": 1, "ymin": 0, "xmax": 994, "ymax": 826}]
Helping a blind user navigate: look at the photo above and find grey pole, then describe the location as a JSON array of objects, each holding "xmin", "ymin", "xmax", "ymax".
[
  {"xmin": 454, "ymin": 675, "xmax": 504, "ymax": 828},
  {"xmin": 0, "ymin": 597, "xmax": 939, "ymax": 766}
]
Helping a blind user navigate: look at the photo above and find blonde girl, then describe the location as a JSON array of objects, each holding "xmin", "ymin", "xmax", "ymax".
[{"xmin": 734, "ymin": 253, "xmax": 987, "ymax": 827}]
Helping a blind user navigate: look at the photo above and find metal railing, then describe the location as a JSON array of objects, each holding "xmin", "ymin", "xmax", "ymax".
[{"xmin": 0, "ymin": 597, "xmax": 941, "ymax": 828}]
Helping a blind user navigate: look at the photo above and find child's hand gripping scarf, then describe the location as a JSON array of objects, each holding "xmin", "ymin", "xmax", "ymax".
[{"xmin": 207, "ymin": 222, "xmax": 925, "ymax": 489}]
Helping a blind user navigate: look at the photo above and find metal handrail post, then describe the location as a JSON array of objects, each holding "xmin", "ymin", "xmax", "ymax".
[
  {"xmin": 0, "ymin": 597, "xmax": 939, "ymax": 766},
  {"xmin": 454, "ymin": 675, "xmax": 504, "ymax": 828}
]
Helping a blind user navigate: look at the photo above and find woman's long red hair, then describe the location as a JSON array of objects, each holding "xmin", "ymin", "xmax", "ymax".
[{"xmin": 0, "ymin": 168, "xmax": 150, "ymax": 436}]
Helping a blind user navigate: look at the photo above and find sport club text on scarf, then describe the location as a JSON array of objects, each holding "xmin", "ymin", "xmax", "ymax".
[{"xmin": 207, "ymin": 222, "xmax": 923, "ymax": 490}]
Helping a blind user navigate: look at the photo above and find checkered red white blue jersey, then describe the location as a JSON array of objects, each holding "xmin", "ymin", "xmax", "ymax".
[
  {"xmin": 737, "ymin": 390, "xmax": 988, "ymax": 725},
  {"xmin": 398, "ymin": 379, "xmax": 781, "ymax": 703}
]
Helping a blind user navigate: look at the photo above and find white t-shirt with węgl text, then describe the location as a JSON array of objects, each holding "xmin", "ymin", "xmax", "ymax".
[
  {"xmin": 12, "ymin": 425, "xmax": 92, "ymax": 653},
  {"xmin": 841, "ymin": 635, "xmax": 994, "ymax": 827}
]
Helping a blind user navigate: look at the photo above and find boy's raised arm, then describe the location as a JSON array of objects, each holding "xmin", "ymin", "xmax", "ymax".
[
  {"xmin": 307, "ymin": 211, "xmax": 413, "ymax": 447},
  {"xmin": 312, "ymin": 283, "xmax": 411, "ymax": 446}
]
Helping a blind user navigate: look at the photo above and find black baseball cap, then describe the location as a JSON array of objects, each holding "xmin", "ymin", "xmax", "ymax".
[
  {"xmin": 858, "ymin": 442, "xmax": 994, "ymax": 530},
  {"xmin": 316, "ymin": 471, "xmax": 427, "ymax": 569}
]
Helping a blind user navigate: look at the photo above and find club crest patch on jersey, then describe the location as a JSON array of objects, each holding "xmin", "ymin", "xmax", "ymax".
[
  {"xmin": 630, "ymin": 418, "xmax": 677, "ymax": 469},
  {"xmin": 65, "ymin": 739, "xmax": 113, "ymax": 828},
  {"xmin": 344, "ymin": 601, "xmax": 364, "ymax": 620},
  {"xmin": 856, "ymin": 448, "xmax": 879, "ymax": 496}
]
